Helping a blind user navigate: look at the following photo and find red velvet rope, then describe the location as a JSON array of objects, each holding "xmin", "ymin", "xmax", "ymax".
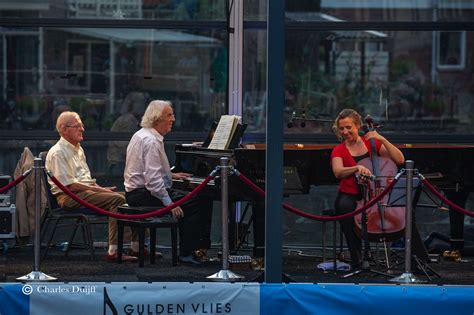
[
  {"xmin": 421, "ymin": 178, "xmax": 474, "ymax": 217},
  {"xmin": 237, "ymin": 172, "xmax": 399, "ymax": 221},
  {"xmin": 0, "ymin": 170, "xmax": 31, "ymax": 194},
  {"xmin": 48, "ymin": 173, "xmax": 214, "ymax": 219}
]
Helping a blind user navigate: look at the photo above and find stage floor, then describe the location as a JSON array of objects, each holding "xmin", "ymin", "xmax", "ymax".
[{"xmin": 1, "ymin": 245, "xmax": 473, "ymax": 285}]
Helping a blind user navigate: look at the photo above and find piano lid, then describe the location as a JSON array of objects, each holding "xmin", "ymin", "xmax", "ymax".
[{"xmin": 238, "ymin": 142, "xmax": 474, "ymax": 189}]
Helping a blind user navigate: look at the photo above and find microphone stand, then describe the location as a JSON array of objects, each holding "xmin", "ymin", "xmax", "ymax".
[{"xmin": 390, "ymin": 160, "xmax": 440, "ymax": 283}]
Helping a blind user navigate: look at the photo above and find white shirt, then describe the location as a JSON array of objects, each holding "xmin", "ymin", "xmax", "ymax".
[
  {"xmin": 124, "ymin": 127, "xmax": 173, "ymax": 205},
  {"xmin": 45, "ymin": 137, "xmax": 96, "ymax": 195}
]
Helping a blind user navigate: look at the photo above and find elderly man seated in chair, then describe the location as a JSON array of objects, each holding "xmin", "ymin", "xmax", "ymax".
[{"xmin": 45, "ymin": 111, "xmax": 139, "ymax": 262}]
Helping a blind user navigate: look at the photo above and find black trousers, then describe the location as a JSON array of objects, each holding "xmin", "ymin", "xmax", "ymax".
[
  {"xmin": 125, "ymin": 188, "xmax": 212, "ymax": 257},
  {"xmin": 335, "ymin": 191, "xmax": 362, "ymax": 266}
]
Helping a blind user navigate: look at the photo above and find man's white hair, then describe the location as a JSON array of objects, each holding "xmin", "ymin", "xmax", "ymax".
[
  {"xmin": 140, "ymin": 100, "xmax": 172, "ymax": 128},
  {"xmin": 56, "ymin": 111, "xmax": 80, "ymax": 135}
]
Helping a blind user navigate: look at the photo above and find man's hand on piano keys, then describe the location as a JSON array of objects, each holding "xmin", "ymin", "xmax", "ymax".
[
  {"xmin": 171, "ymin": 206, "xmax": 184, "ymax": 219},
  {"xmin": 172, "ymin": 172, "xmax": 192, "ymax": 181}
]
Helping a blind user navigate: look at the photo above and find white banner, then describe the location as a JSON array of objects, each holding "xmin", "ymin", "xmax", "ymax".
[{"xmin": 28, "ymin": 282, "xmax": 260, "ymax": 315}]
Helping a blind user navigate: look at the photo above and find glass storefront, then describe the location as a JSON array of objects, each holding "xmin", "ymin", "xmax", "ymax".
[
  {"xmin": 0, "ymin": 1, "xmax": 227, "ymax": 20},
  {"xmin": 242, "ymin": 3, "xmax": 474, "ymax": 134},
  {"xmin": 0, "ymin": 26, "xmax": 227, "ymax": 132},
  {"xmin": 0, "ymin": 0, "xmax": 473, "ymax": 247},
  {"xmin": 244, "ymin": 28, "xmax": 474, "ymax": 134},
  {"xmin": 1, "ymin": 1, "xmax": 472, "ymax": 137}
]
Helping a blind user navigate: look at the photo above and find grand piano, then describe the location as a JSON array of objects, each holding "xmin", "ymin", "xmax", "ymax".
[{"xmin": 173, "ymin": 143, "xmax": 474, "ymax": 256}]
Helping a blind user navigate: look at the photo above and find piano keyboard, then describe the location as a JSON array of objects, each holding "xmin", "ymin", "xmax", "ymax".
[{"xmin": 173, "ymin": 176, "xmax": 215, "ymax": 186}]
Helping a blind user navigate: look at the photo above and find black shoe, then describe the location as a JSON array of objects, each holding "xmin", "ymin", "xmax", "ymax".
[{"xmin": 178, "ymin": 255, "xmax": 201, "ymax": 265}]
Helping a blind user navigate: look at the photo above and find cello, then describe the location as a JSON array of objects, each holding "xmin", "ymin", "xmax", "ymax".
[{"xmin": 354, "ymin": 115, "xmax": 406, "ymax": 243}]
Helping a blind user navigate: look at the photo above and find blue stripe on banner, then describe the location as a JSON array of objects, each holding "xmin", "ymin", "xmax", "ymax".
[
  {"xmin": 2, "ymin": 281, "xmax": 474, "ymax": 315},
  {"xmin": 0, "ymin": 284, "xmax": 30, "ymax": 315},
  {"xmin": 260, "ymin": 283, "xmax": 474, "ymax": 315}
]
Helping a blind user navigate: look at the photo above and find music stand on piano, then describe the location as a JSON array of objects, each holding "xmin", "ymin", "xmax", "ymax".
[
  {"xmin": 228, "ymin": 123, "xmax": 247, "ymax": 149},
  {"xmin": 202, "ymin": 121, "xmax": 218, "ymax": 148},
  {"xmin": 202, "ymin": 121, "xmax": 247, "ymax": 150}
]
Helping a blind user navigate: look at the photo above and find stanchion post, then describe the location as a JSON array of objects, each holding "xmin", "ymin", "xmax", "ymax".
[
  {"xmin": 222, "ymin": 157, "xmax": 230, "ymax": 270},
  {"xmin": 207, "ymin": 157, "xmax": 244, "ymax": 281},
  {"xmin": 17, "ymin": 157, "xmax": 56, "ymax": 282},
  {"xmin": 405, "ymin": 160, "xmax": 414, "ymax": 274},
  {"xmin": 390, "ymin": 160, "xmax": 424, "ymax": 284}
]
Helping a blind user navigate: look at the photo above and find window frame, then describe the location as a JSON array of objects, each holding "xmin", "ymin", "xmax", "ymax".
[{"xmin": 436, "ymin": 30, "xmax": 466, "ymax": 70}]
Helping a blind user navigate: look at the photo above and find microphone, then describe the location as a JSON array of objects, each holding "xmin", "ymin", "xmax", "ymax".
[
  {"xmin": 287, "ymin": 111, "xmax": 296, "ymax": 128},
  {"xmin": 300, "ymin": 110, "xmax": 306, "ymax": 128}
]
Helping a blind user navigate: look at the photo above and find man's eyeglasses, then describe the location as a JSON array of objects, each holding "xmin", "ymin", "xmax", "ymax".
[
  {"xmin": 162, "ymin": 113, "xmax": 175, "ymax": 119},
  {"xmin": 65, "ymin": 123, "xmax": 85, "ymax": 129}
]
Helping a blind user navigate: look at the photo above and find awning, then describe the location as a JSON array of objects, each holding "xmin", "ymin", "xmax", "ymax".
[
  {"xmin": 62, "ymin": 28, "xmax": 221, "ymax": 46},
  {"xmin": 0, "ymin": 0, "xmax": 49, "ymax": 10},
  {"xmin": 286, "ymin": 12, "xmax": 387, "ymax": 40}
]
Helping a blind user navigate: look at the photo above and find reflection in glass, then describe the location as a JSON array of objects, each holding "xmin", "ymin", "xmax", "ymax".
[
  {"xmin": 0, "ymin": 27, "xmax": 227, "ymax": 132},
  {"xmin": 243, "ymin": 29, "xmax": 474, "ymax": 134},
  {"xmin": 244, "ymin": 0, "xmax": 474, "ymax": 22},
  {"xmin": 0, "ymin": 0, "xmax": 226, "ymax": 20}
]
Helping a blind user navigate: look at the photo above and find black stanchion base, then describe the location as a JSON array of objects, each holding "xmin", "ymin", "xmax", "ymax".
[{"xmin": 251, "ymin": 272, "xmax": 294, "ymax": 283}]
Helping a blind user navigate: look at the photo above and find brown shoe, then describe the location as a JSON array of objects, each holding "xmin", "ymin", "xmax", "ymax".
[
  {"xmin": 194, "ymin": 248, "xmax": 209, "ymax": 262},
  {"xmin": 128, "ymin": 249, "xmax": 163, "ymax": 259},
  {"xmin": 106, "ymin": 252, "xmax": 138, "ymax": 263}
]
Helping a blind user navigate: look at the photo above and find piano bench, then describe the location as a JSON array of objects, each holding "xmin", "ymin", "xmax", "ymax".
[
  {"xmin": 321, "ymin": 208, "xmax": 342, "ymax": 272},
  {"xmin": 116, "ymin": 205, "xmax": 178, "ymax": 267}
]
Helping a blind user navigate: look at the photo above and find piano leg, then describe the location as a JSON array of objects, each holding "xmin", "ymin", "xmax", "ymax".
[
  {"xmin": 228, "ymin": 203, "xmax": 237, "ymax": 253},
  {"xmin": 252, "ymin": 200, "xmax": 265, "ymax": 258},
  {"xmin": 228, "ymin": 202, "xmax": 247, "ymax": 253},
  {"xmin": 198, "ymin": 198, "xmax": 214, "ymax": 250},
  {"xmin": 445, "ymin": 190, "xmax": 469, "ymax": 251}
]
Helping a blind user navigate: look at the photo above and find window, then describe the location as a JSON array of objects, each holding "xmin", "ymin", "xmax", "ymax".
[
  {"xmin": 437, "ymin": 31, "xmax": 466, "ymax": 70},
  {"xmin": 67, "ymin": 41, "xmax": 89, "ymax": 90}
]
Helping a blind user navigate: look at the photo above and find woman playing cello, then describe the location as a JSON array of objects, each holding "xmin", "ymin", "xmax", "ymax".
[{"xmin": 330, "ymin": 109, "xmax": 405, "ymax": 269}]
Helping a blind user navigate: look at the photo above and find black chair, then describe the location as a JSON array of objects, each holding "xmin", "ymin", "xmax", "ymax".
[
  {"xmin": 39, "ymin": 152, "xmax": 108, "ymax": 261},
  {"xmin": 117, "ymin": 205, "xmax": 178, "ymax": 267}
]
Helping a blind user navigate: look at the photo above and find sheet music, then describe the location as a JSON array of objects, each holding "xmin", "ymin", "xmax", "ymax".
[{"xmin": 207, "ymin": 115, "xmax": 241, "ymax": 150}]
